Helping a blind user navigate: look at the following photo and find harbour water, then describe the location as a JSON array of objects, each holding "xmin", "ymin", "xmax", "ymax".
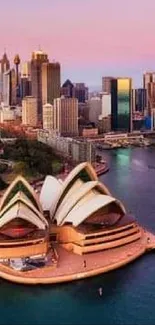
[{"xmin": 1, "ymin": 147, "xmax": 155, "ymax": 325}]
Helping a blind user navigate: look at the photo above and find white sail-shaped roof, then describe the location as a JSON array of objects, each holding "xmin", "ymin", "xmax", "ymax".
[
  {"xmin": 0, "ymin": 175, "xmax": 49, "ymax": 231},
  {"xmin": 0, "ymin": 202, "xmax": 46, "ymax": 230},
  {"xmin": 0, "ymin": 191, "xmax": 48, "ymax": 228},
  {"xmin": 55, "ymin": 181, "xmax": 112, "ymax": 226},
  {"xmin": 60, "ymin": 194, "xmax": 119, "ymax": 227},
  {"xmin": 0, "ymin": 175, "xmax": 43, "ymax": 213},
  {"xmin": 53, "ymin": 162, "xmax": 98, "ymax": 217},
  {"xmin": 40, "ymin": 176, "xmax": 63, "ymax": 215}
]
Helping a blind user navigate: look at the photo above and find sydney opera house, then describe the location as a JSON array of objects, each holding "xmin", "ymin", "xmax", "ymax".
[{"xmin": 0, "ymin": 162, "xmax": 152, "ymax": 284}]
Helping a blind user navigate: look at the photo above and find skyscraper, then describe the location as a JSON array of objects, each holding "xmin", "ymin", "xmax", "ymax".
[
  {"xmin": 31, "ymin": 50, "xmax": 49, "ymax": 122},
  {"xmin": 102, "ymin": 77, "xmax": 113, "ymax": 94},
  {"xmin": 143, "ymin": 72, "xmax": 155, "ymax": 116},
  {"xmin": 21, "ymin": 77, "xmax": 31, "ymax": 99},
  {"xmin": 21, "ymin": 62, "xmax": 31, "ymax": 99},
  {"xmin": 54, "ymin": 97, "xmax": 78, "ymax": 136},
  {"xmin": 3, "ymin": 69, "xmax": 16, "ymax": 106},
  {"xmin": 88, "ymin": 96, "xmax": 102, "ymax": 125},
  {"xmin": 21, "ymin": 62, "xmax": 31, "ymax": 78},
  {"xmin": 3, "ymin": 70, "xmax": 10, "ymax": 106},
  {"xmin": 101, "ymin": 93, "xmax": 111, "ymax": 117},
  {"xmin": 22, "ymin": 96, "xmax": 37, "ymax": 126},
  {"xmin": 73, "ymin": 83, "xmax": 88, "ymax": 103},
  {"xmin": 42, "ymin": 61, "xmax": 60, "ymax": 105},
  {"xmin": 111, "ymin": 78, "xmax": 132, "ymax": 132},
  {"xmin": 132, "ymin": 89, "xmax": 146, "ymax": 113},
  {"xmin": 0, "ymin": 52, "xmax": 10, "ymax": 102},
  {"xmin": 61, "ymin": 79, "xmax": 74, "ymax": 98},
  {"xmin": 14, "ymin": 54, "xmax": 21, "ymax": 104}
]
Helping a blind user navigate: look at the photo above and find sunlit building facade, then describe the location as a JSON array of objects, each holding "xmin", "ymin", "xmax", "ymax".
[
  {"xmin": 43, "ymin": 103, "xmax": 55, "ymax": 130},
  {"xmin": 111, "ymin": 78, "xmax": 132, "ymax": 132},
  {"xmin": 42, "ymin": 62, "xmax": 60, "ymax": 106},
  {"xmin": 54, "ymin": 97, "xmax": 78, "ymax": 136},
  {"xmin": 22, "ymin": 96, "xmax": 37, "ymax": 126},
  {"xmin": 3, "ymin": 69, "xmax": 16, "ymax": 106},
  {"xmin": 143, "ymin": 72, "xmax": 155, "ymax": 116},
  {"xmin": 102, "ymin": 76, "xmax": 113, "ymax": 94},
  {"xmin": 0, "ymin": 52, "xmax": 10, "ymax": 102},
  {"xmin": 31, "ymin": 50, "xmax": 49, "ymax": 122}
]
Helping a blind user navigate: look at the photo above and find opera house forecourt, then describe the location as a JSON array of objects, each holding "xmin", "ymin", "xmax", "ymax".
[{"xmin": 0, "ymin": 162, "xmax": 154, "ymax": 285}]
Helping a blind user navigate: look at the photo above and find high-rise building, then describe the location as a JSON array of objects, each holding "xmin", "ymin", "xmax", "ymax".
[
  {"xmin": 3, "ymin": 69, "xmax": 16, "ymax": 106},
  {"xmin": 73, "ymin": 83, "xmax": 88, "ymax": 103},
  {"xmin": 78, "ymin": 102, "xmax": 89, "ymax": 124},
  {"xmin": 11, "ymin": 69, "xmax": 16, "ymax": 106},
  {"xmin": 132, "ymin": 88, "xmax": 146, "ymax": 113},
  {"xmin": 0, "ymin": 52, "xmax": 10, "ymax": 102},
  {"xmin": 21, "ymin": 62, "xmax": 32, "ymax": 99},
  {"xmin": 54, "ymin": 97, "xmax": 78, "ymax": 136},
  {"xmin": 88, "ymin": 96, "xmax": 102, "ymax": 125},
  {"xmin": 61, "ymin": 79, "xmax": 74, "ymax": 98},
  {"xmin": 101, "ymin": 93, "xmax": 111, "ymax": 117},
  {"xmin": 3, "ymin": 70, "xmax": 10, "ymax": 106},
  {"xmin": 21, "ymin": 62, "xmax": 31, "ymax": 78},
  {"xmin": 22, "ymin": 96, "xmax": 37, "ymax": 126},
  {"xmin": 111, "ymin": 78, "xmax": 132, "ymax": 132},
  {"xmin": 143, "ymin": 72, "xmax": 155, "ymax": 89},
  {"xmin": 14, "ymin": 54, "xmax": 21, "ymax": 104},
  {"xmin": 42, "ymin": 62, "xmax": 60, "ymax": 105},
  {"xmin": 102, "ymin": 77, "xmax": 114, "ymax": 94},
  {"xmin": 143, "ymin": 72, "xmax": 155, "ymax": 115},
  {"xmin": 31, "ymin": 50, "xmax": 49, "ymax": 122},
  {"xmin": 21, "ymin": 77, "xmax": 31, "ymax": 99},
  {"xmin": 43, "ymin": 103, "xmax": 55, "ymax": 130}
]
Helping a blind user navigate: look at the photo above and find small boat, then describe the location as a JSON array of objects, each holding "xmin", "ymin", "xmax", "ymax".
[{"xmin": 98, "ymin": 287, "xmax": 103, "ymax": 296}]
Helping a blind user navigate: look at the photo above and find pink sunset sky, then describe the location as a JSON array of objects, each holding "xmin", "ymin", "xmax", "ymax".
[{"xmin": 1, "ymin": 0, "xmax": 155, "ymax": 88}]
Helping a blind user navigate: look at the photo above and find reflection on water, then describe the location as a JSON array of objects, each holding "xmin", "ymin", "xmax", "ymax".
[{"xmin": 100, "ymin": 148, "xmax": 155, "ymax": 232}]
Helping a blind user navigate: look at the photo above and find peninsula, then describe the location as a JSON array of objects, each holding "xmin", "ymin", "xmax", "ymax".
[{"xmin": 0, "ymin": 162, "xmax": 154, "ymax": 285}]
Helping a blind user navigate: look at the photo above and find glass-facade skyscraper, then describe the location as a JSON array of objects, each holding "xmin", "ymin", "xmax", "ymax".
[
  {"xmin": 111, "ymin": 78, "xmax": 132, "ymax": 132},
  {"xmin": 133, "ymin": 88, "xmax": 146, "ymax": 112}
]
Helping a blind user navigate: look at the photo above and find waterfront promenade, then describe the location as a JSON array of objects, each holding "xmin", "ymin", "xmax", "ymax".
[{"xmin": 0, "ymin": 228, "xmax": 154, "ymax": 285}]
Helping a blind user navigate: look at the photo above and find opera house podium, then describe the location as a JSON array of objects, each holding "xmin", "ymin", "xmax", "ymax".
[
  {"xmin": 41, "ymin": 162, "xmax": 141, "ymax": 255},
  {"xmin": 0, "ymin": 162, "xmax": 151, "ymax": 285},
  {"xmin": 0, "ymin": 176, "xmax": 49, "ymax": 260}
]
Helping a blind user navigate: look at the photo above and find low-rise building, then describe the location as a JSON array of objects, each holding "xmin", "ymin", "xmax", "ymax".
[{"xmin": 37, "ymin": 130, "xmax": 96, "ymax": 163}]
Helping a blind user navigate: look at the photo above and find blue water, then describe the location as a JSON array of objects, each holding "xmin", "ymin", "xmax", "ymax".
[{"xmin": 1, "ymin": 147, "xmax": 155, "ymax": 325}]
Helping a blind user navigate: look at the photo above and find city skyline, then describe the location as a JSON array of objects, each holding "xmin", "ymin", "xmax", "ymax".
[{"xmin": 1, "ymin": 0, "xmax": 155, "ymax": 88}]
